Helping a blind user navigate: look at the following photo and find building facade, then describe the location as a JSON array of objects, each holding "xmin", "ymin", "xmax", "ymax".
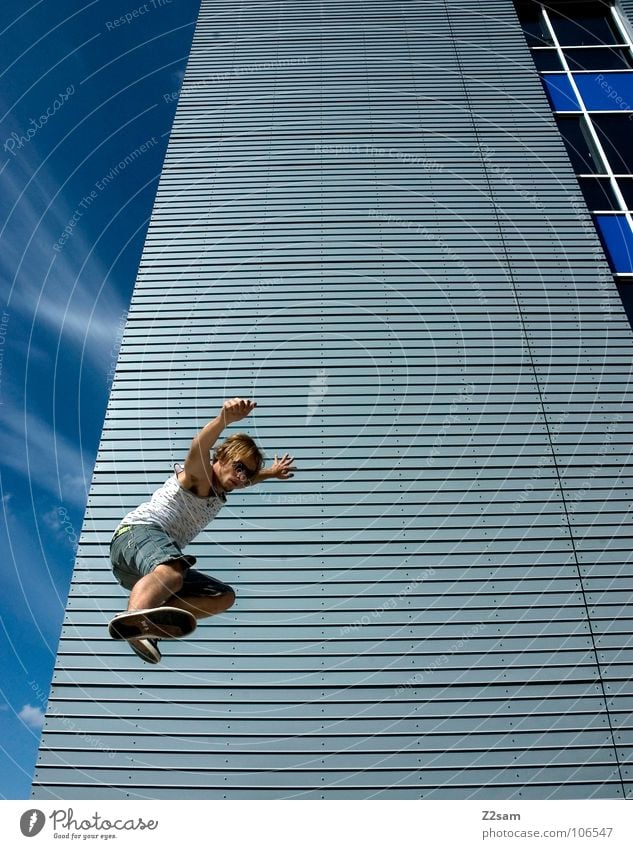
[{"xmin": 34, "ymin": 0, "xmax": 633, "ymax": 799}]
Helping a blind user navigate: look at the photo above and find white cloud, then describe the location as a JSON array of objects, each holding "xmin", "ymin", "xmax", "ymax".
[
  {"xmin": 41, "ymin": 507, "xmax": 61, "ymax": 530},
  {"xmin": 0, "ymin": 155, "xmax": 128, "ymax": 369},
  {"xmin": 1, "ymin": 401, "xmax": 92, "ymax": 509},
  {"xmin": 18, "ymin": 704, "xmax": 45, "ymax": 729},
  {"xmin": 41, "ymin": 507, "xmax": 65, "ymax": 537},
  {"xmin": 1, "ymin": 493, "xmax": 16, "ymax": 526},
  {"xmin": 0, "ymin": 504, "xmax": 75, "ymax": 639},
  {"xmin": 41, "ymin": 505, "xmax": 79, "ymax": 550},
  {"xmin": 61, "ymin": 471, "xmax": 90, "ymax": 495}
]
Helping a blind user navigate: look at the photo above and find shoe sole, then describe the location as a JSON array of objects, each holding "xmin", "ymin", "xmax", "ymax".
[
  {"xmin": 129, "ymin": 639, "xmax": 161, "ymax": 664},
  {"xmin": 109, "ymin": 607, "xmax": 196, "ymax": 641}
]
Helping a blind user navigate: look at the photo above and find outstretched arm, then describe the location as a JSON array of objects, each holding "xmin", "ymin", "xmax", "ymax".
[
  {"xmin": 183, "ymin": 398, "xmax": 257, "ymax": 486},
  {"xmin": 250, "ymin": 452, "xmax": 296, "ymax": 486}
]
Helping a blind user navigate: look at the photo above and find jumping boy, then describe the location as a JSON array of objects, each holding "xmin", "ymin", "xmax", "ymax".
[{"xmin": 108, "ymin": 397, "xmax": 295, "ymax": 663}]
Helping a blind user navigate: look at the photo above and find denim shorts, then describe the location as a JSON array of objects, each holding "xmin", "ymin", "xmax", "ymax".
[{"xmin": 109, "ymin": 524, "xmax": 234, "ymax": 598}]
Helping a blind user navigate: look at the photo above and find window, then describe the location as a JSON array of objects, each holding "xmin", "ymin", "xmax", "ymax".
[
  {"xmin": 616, "ymin": 177, "xmax": 633, "ymax": 207},
  {"xmin": 564, "ymin": 46, "xmax": 633, "ymax": 70},
  {"xmin": 549, "ymin": 9, "xmax": 618, "ymax": 46},
  {"xmin": 573, "ymin": 71, "xmax": 633, "ymax": 110},
  {"xmin": 516, "ymin": 1, "xmax": 554, "ymax": 45},
  {"xmin": 532, "ymin": 48, "xmax": 564, "ymax": 70},
  {"xmin": 595, "ymin": 215, "xmax": 633, "ymax": 272},
  {"xmin": 557, "ymin": 116, "xmax": 602, "ymax": 171},
  {"xmin": 542, "ymin": 73, "xmax": 581, "ymax": 108},
  {"xmin": 617, "ymin": 280, "xmax": 633, "ymax": 312},
  {"xmin": 577, "ymin": 176, "xmax": 619, "ymax": 209},
  {"xmin": 592, "ymin": 114, "xmax": 633, "ymax": 172},
  {"xmin": 515, "ymin": 0, "xmax": 633, "ymax": 298}
]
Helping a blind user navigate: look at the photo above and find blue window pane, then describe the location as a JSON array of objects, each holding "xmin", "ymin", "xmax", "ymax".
[
  {"xmin": 574, "ymin": 72, "xmax": 633, "ymax": 111},
  {"xmin": 542, "ymin": 74, "xmax": 581, "ymax": 110},
  {"xmin": 595, "ymin": 215, "xmax": 633, "ymax": 273}
]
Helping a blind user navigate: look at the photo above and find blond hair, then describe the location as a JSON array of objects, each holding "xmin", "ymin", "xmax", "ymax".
[{"xmin": 214, "ymin": 432, "xmax": 264, "ymax": 474}]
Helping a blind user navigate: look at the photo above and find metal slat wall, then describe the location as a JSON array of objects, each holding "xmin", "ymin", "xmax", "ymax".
[
  {"xmin": 620, "ymin": 0, "xmax": 633, "ymax": 26},
  {"xmin": 33, "ymin": 0, "xmax": 633, "ymax": 799}
]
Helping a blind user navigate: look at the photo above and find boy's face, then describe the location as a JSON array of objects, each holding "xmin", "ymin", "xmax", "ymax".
[{"xmin": 213, "ymin": 456, "xmax": 257, "ymax": 491}]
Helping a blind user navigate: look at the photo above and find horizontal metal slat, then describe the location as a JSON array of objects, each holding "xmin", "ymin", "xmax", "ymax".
[
  {"xmin": 34, "ymin": 745, "xmax": 618, "ymax": 771},
  {"xmin": 31, "ymin": 764, "xmax": 622, "ymax": 788}
]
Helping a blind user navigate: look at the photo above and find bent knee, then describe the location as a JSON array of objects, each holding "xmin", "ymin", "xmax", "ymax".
[{"xmin": 154, "ymin": 561, "xmax": 186, "ymax": 591}]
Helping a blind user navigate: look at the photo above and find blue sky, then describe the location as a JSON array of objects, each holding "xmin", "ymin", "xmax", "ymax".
[{"xmin": 0, "ymin": 0, "xmax": 201, "ymax": 799}]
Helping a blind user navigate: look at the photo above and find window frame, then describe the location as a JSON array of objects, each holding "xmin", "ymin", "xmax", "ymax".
[
  {"xmin": 516, "ymin": 1, "xmax": 633, "ymax": 279},
  {"xmin": 540, "ymin": 4, "xmax": 633, "ymax": 221}
]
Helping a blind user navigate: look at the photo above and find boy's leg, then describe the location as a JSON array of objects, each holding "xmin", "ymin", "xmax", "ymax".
[
  {"xmin": 109, "ymin": 529, "xmax": 197, "ymax": 646},
  {"xmin": 127, "ymin": 560, "xmax": 186, "ymax": 611},
  {"xmin": 167, "ymin": 591, "xmax": 236, "ymax": 620},
  {"xmin": 127, "ymin": 562, "xmax": 235, "ymax": 618},
  {"xmin": 111, "ymin": 526, "xmax": 191, "ymax": 614},
  {"xmin": 163, "ymin": 567, "xmax": 236, "ymax": 620}
]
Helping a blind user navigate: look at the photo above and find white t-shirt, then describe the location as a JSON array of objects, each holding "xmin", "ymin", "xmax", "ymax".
[{"xmin": 115, "ymin": 464, "xmax": 226, "ymax": 548}]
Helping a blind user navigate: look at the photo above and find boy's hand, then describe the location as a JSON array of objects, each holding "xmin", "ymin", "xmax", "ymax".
[
  {"xmin": 270, "ymin": 453, "xmax": 296, "ymax": 480},
  {"xmin": 221, "ymin": 398, "xmax": 257, "ymax": 425}
]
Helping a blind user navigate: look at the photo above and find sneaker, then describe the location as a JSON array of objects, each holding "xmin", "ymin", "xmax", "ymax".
[
  {"xmin": 108, "ymin": 606, "xmax": 197, "ymax": 641},
  {"xmin": 128, "ymin": 638, "xmax": 161, "ymax": 665}
]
